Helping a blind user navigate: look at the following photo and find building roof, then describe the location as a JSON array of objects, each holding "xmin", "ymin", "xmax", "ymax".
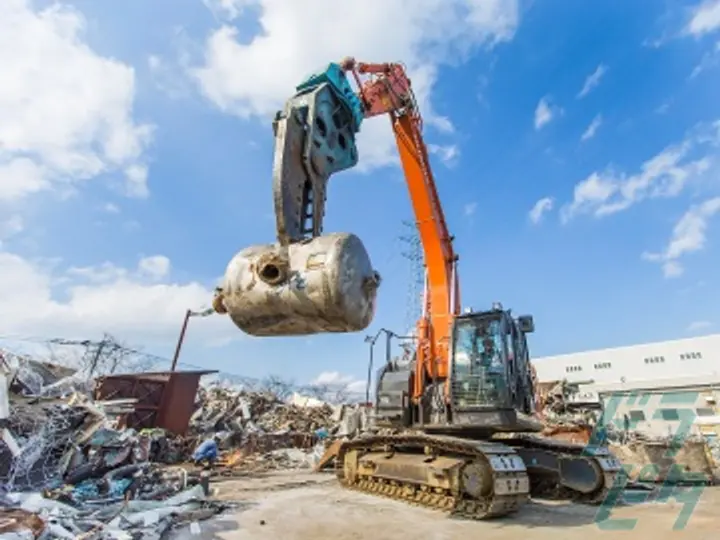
[
  {"xmin": 533, "ymin": 333, "xmax": 720, "ymax": 386},
  {"xmin": 538, "ymin": 333, "xmax": 720, "ymax": 360}
]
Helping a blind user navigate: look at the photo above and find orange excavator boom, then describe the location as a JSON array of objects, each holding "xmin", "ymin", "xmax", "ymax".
[{"xmin": 340, "ymin": 58, "xmax": 460, "ymax": 399}]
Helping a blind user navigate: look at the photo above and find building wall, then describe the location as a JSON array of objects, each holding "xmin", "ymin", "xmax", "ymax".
[
  {"xmin": 597, "ymin": 386, "xmax": 720, "ymax": 438},
  {"xmin": 533, "ymin": 333, "xmax": 720, "ymax": 386},
  {"xmin": 533, "ymin": 334, "xmax": 720, "ymax": 438}
]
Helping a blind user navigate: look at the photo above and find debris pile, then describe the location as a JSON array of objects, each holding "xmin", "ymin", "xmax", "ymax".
[
  {"xmin": 187, "ymin": 386, "xmax": 366, "ymax": 474},
  {"xmin": 0, "ymin": 354, "xmax": 228, "ymax": 538},
  {"xmin": 536, "ymin": 380, "xmax": 603, "ymax": 444},
  {"xmin": 608, "ymin": 431, "xmax": 720, "ymax": 485},
  {"xmin": 536, "ymin": 379, "xmax": 720, "ymax": 484},
  {"xmin": 1, "ymin": 482, "xmax": 227, "ymax": 539},
  {"xmin": 0, "ymin": 348, "xmax": 377, "ymax": 535}
]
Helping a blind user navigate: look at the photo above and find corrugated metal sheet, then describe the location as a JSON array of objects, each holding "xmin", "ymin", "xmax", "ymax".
[{"xmin": 94, "ymin": 370, "xmax": 216, "ymax": 435}]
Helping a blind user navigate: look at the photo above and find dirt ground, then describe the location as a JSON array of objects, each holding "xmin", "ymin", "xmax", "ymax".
[{"xmin": 171, "ymin": 470, "xmax": 720, "ymax": 540}]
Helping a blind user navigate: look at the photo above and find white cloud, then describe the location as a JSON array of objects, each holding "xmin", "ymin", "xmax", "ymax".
[
  {"xmin": 642, "ymin": 197, "xmax": 720, "ymax": 278},
  {"xmin": 147, "ymin": 54, "xmax": 192, "ymax": 100},
  {"xmin": 68, "ymin": 255, "xmax": 169, "ymax": 284},
  {"xmin": 534, "ymin": 97, "xmax": 561, "ymax": 130},
  {"xmin": 560, "ymin": 172, "xmax": 619, "ymax": 224},
  {"xmin": 103, "ymin": 203, "xmax": 120, "ymax": 214},
  {"xmin": 67, "ymin": 262, "xmax": 128, "ymax": 284},
  {"xmin": 580, "ymin": 114, "xmax": 603, "ymax": 142},
  {"xmin": 577, "ymin": 64, "xmax": 608, "ymax": 99},
  {"xmin": 0, "ymin": 250, "xmax": 233, "ymax": 343},
  {"xmin": 191, "ymin": 0, "xmax": 519, "ymax": 169},
  {"xmin": 138, "ymin": 255, "xmax": 171, "ymax": 280},
  {"xmin": 528, "ymin": 197, "xmax": 554, "ymax": 224},
  {"xmin": 561, "ymin": 120, "xmax": 719, "ymax": 223},
  {"xmin": 464, "ymin": 202, "xmax": 477, "ymax": 216},
  {"xmin": 428, "ymin": 144, "xmax": 460, "ymax": 166},
  {"xmin": 534, "ymin": 98, "xmax": 552, "ymax": 130},
  {"xmin": 124, "ymin": 164, "xmax": 150, "ymax": 198},
  {"xmin": 0, "ymin": 216, "xmax": 24, "ymax": 243},
  {"xmin": 687, "ymin": 0, "xmax": 720, "ymax": 36},
  {"xmin": 312, "ymin": 371, "xmax": 365, "ymax": 393},
  {"xmin": 148, "ymin": 54, "xmax": 161, "ymax": 70},
  {"xmin": 202, "ymin": 0, "xmax": 255, "ymax": 21},
  {"xmin": 687, "ymin": 320, "xmax": 712, "ymax": 332},
  {"xmin": 690, "ymin": 40, "xmax": 720, "ymax": 78},
  {"xmin": 0, "ymin": 0, "xmax": 153, "ymax": 204},
  {"xmin": 0, "ymin": 158, "xmax": 48, "ymax": 202},
  {"xmin": 655, "ymin": 101, "xmax": 672, "ymax": 114}
]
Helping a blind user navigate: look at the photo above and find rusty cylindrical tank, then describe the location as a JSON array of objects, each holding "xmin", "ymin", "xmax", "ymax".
[{"xmin": 214, "ymin": 232, "xmax": 381, "ymax": 336}]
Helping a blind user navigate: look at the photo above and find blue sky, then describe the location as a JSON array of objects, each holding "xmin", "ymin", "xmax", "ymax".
[{"xmin": 0, "ymin": 0, "xmax": 719, "ymax": 389}]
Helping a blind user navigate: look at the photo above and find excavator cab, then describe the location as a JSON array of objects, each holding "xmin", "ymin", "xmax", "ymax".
[
  {"xmin": 375, "ymin": 305, "xmax": 541, "ymax": 435},
  {"xmin": 450, "ymin": 307, "xmax": 535, "ymax": 413},
  {"xmin": 445, "ymin": 306, "xmax": 540, "ymax": 435}
]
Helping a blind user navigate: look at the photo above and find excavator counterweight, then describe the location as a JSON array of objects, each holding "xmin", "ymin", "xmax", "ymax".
[{"xmin": 213, "ymin": 58, "xmax": 623, "ymax": 519}]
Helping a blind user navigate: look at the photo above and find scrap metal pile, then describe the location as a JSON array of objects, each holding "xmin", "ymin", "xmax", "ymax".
[
  {"xmin": 535, "ymin": 380, "xmax": 603, "ymax": 444},
  {"xmin": 186, "ymin": 386, "xmax": 367, "ymax": 474},
  {"xmin": 608, "ymin": 431, "xmax": 720, "ymax": 485},
  {"xmin": 0, "ymin": 356, "xmax": 225, "ymax": 538},
  {"xmin": 537, "ymin": 379, "xmax": 720, "ymax": 485},
  {"xmin": 0, "ymin": 351, "xmax": 369, "ymax": 537}
]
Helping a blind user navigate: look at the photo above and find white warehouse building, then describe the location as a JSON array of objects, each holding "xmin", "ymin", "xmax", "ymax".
[{"xmin": 533, "ymin": 333, "xmax": 720, "ymax": 438}]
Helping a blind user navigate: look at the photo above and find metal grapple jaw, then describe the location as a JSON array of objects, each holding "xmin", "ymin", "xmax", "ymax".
[
  {"xmin": 213, "ymin": 63, "xmax": 380, "ymax": 337},
  {"xmin": 272, "ymin": 63, "xmax": 364, "ymax": 245}
]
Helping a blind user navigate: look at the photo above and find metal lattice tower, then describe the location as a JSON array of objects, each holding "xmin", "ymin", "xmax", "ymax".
[{"xmin": 399, "ymin": 220, "xmax": 424, "ymax": 335}]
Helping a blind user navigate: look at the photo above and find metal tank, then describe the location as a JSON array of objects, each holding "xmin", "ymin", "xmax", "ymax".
[{"xmin": 214, "ymin": 232, "xmax": 381, "ymax": 336}]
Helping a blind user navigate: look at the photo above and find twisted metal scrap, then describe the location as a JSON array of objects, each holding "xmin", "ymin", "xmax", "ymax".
[{"xmin": 1, "ymin": 403, "xmax": 86, "ymax": 492}]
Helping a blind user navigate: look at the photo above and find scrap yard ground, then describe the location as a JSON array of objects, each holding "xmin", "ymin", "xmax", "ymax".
[{"xmin": 171, "ymin": 471, "xmax": 719, "ymax": 540}]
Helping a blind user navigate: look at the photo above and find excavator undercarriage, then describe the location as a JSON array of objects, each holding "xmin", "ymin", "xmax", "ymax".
[
  {"xmin": 337, "ymin": 434, "xmax": 529, "ymax": 519},
  {"xmin": 335, "ymin": 432, "xmax": 622, "ymax": 519}
]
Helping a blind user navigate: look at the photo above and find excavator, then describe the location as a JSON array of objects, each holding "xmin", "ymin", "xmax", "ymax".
[{"xmin": 212, "ymin": 57, "xmax": 622, "ymax": 519}]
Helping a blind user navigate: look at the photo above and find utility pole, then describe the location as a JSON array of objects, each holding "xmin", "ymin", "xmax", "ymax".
[
  {"xmin": 364, "ymin": 328, "xmax": 396, "ymax": 405},
  {"xmin": 170, "ymin": 309, "xmax": 192, "ymax": 372}
]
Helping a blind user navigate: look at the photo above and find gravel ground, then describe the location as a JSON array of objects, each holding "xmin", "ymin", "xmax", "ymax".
[{"xmin": 170, "ymin": 471, "xmax": 720, "ymax": 540}]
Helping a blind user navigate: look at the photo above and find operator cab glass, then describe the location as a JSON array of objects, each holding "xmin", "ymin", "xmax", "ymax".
[{"xmin": 451, "ymin": 311, "xmax": 510, "ymax": 407}]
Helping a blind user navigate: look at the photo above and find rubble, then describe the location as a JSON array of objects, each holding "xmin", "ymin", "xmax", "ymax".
[
  {"xmin": 187, "ymin": 386, "xmax": 369, "ymax": 475},
  {"xmin": 0, "ymin": 355, "xmax": 229, "ymax": 539},
  {"xmin": 1, "ymin": 350, "xmax": 375, "ymax": 537},
  {"xmin": 536, "ymin": 379, "xmax": 720, "ymax": 484},
  {"xmin": 609, "ymin": 432, "xmax": 720, "ymax": 485}
]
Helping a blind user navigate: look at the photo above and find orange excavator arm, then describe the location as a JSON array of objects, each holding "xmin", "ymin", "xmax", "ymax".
[
  {"xmin": 340, "ymin": 58, "xmax": 460, "ymax": 400},
  {"xmin": 214, "ymin": 58, "xmax": 461, "ymax": 403}
]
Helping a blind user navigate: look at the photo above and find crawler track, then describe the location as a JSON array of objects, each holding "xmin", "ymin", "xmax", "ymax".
[
  {"xmin": 500, "ymin": 434, "xmax": 623, "ymax": 504},
  {"xmin": 335, "ymin": 433, "xmax": 530, "ymax": 520},
  {"xmin": 335, "ymin": 433, "xmax": 624, "ymax": 520}
]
